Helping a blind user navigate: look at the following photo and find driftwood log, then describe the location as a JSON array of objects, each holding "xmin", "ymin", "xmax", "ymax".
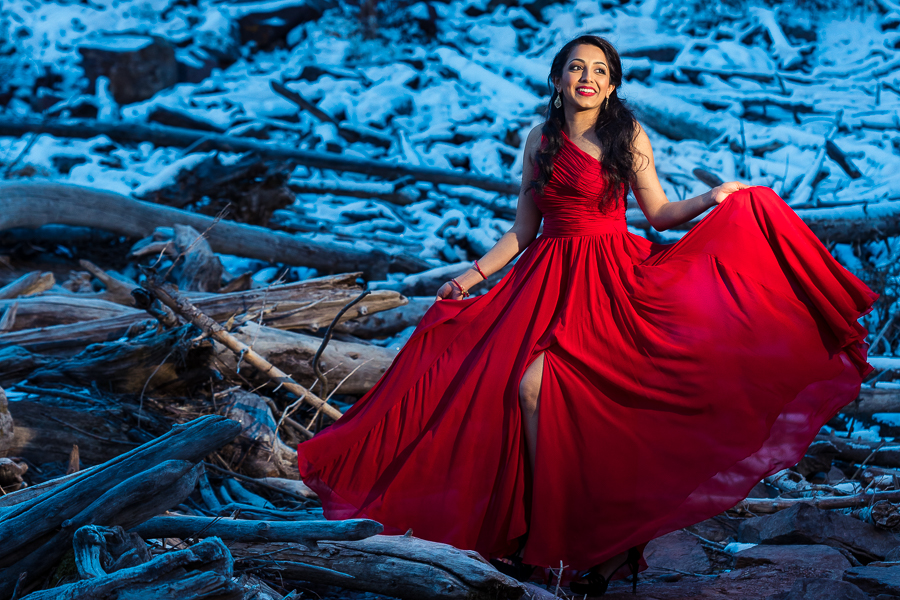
[
  {"xmin": 227, "ymin": 534, "xmax": 529, "ymax": 600},
  {"xmin": 219, "ymin": 322, "xmax": 396, "ymax": 397},
  {"xmin": 132, "ymin": 515, "xmax": 382, "ymax": 544},
  {"xmin": 24, "ymin": 536, "xmax": 242, "ymax": 600},
  {"xmin": 0, "ymin": 273, "xmax": 406, "ymax": 351},
  {"xmin": 0, "ymin": 181, "xmax": 429, "ymax": 278},
  {"xmin": 143, "ymin": 277, "xmax": 344, "ymax": 421},
  {"xmin": 0, "ymin": 271, "xmax": 55, "ymax": 300},
  {"xmin": 0, "ymin": 117, "xmax": 519, "ymax": 194},
  {"xmin": 0, "ymin": 414, "xmax": 241, "ymax": 596}
]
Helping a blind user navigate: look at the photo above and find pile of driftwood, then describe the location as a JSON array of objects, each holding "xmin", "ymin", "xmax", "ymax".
[{"xmin": 0, "ymin": 217, "xmax": 559, "ymax": 598}]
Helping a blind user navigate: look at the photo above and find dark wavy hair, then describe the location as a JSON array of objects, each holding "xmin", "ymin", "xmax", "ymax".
[{"xmin": 530, "ymin": 35, "xmax": 645, "ymax": 210}]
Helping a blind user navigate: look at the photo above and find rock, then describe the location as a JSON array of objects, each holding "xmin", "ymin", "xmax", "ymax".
[
  {"xmin": 766, "ymin": 577, "xmax": 867, "ymax": 600},
  {"xmin": 734, "ymin": 544, "xmax": 850, "ymax": 573},
  {"xmin": 643, "ymin": 530, "xmax": 711, "ymax": 574},
  {"xmin": 795, "ymin": 440, "xmax": 838, "ymax": 477},
  {"xmin": 78, "ymin": 35, "xmax": 177, "ymax": 105},
  {"xmin": 737, "ymin": 503, "xmax": 900, "ymax": 562},
  {"xmin": 844, "ymin": 564, "xmax": 900, "ymax": 595},
  {"xmin": 232, "ymin": 0, "xmax": 334, "ymax": 49},
  {"xmin": 686, "ymin": 514, "xmax": 740, "ymax": 543}
]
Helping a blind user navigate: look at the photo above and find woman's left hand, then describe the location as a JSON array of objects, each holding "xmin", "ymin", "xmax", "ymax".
[{"xmin": 711, "ymin": 181, "xmax": 752, "ymax": 205}]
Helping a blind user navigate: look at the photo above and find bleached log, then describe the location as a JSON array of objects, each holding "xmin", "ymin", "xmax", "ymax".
[
  {"xmin": 0, "ymin": 274, "xmax": 406, "ymax": 352},
  {"xmin": 818, "ymin": 433, "xmax": 900, "ymax": 469},
  {"xmin": 132, "ymin": 516, "xmax": 382, "ymax": 544},
  {"xmin": 78, "ymin": 259, "xmax": 138, "ymax": 306},
  {"xmin": 0, "ymin": 302, "xmax": 14, "ymax": 334},
  {"xmin": 24, "ymin": 536, "xmax": 241, "ymax": 600},
  {"xmin": 0, "ymin": 415, "xmax": 240, "ymax": 595},
  {"xmin": 840, "ymin": 386, "xmax": 900, "ymax": 417},
  {"xmin": 736, "ymin": 489, "xmax": 900, "ymax": 514},
  {"xmin": 0, "ymin": 271, "xmax": 55, "ymax": 300},
  {"xmin": 227, "ymin": 534, "xmax": 527, "ymax": 600},
  {"xmin": 216, "ymin": 390, "xmax": 300, "ymax": 479},
  {"xmin": 0, "ymin": 295, "xmax": 136, "ymax": 332},
  {"xmin": 336, "ymin": 296, "xmax": 433, "ymax": 338},
  {"xmin": 0, "ymin": 181, "xmax": 429, "ymax": 278},
  {"xmin": 145, "ymin": 278, "xmax": 343, "ymax": 421},
  {"xmin": 0, "ymin": 117, "xmax": 519, "ymax": 194},
  {"xmin": 73, "ymin": 524, "xmax": 152, "ymax": 580},
  {"xmin": 220, "ymin": 322, "xmax": 396, "ymax": 396}
]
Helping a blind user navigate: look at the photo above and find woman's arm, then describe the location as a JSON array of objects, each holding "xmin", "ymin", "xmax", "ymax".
[
  {"xmin": 436, "ymin": 125, "xmax": 544, "ymax": 300},
  {"xmin": 631, "ymin": 122, "xmax": 750, "ymax": 232}
]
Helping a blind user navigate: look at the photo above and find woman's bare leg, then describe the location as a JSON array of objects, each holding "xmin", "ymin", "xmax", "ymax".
[{"xmin": 519, "ymin": 353, "xmax": 544, "ymax": 481}]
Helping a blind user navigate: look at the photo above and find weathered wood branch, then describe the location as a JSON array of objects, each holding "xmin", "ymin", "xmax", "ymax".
[
  {"xmin": 228, "ymin": 534, "xmax": 528, "ymax": 600},
  {"xmin": 0, "ymin": 273, "xmax": 405, "ymax": 351},
  {"xmin": 132, "ymin": 516, "xmax": 382, "ymax": 544},
  {"xmin": 219, "ymin": 322, "xmax": 395, "ymax": 396},
  {"xmin": 0, "ymin": 271, "xmax": 55, "ymax": 300},
  {"xmin": 0, "ymin": 181, "xmax": 429, "ymax": 278},
  {"xmin": 144, "ymin": 278, "xmax": 343, "ymax": 421},
  {"xmin": 24, "ymin": 536, "xmax": 242, "ymax": 600},
  {"xmin": 735, "ymin": 489, "xmax": 900, "ymax": 514},
  {"xmin": 0, "ymin": 117, "xmax": 519, "ymax": 194}
]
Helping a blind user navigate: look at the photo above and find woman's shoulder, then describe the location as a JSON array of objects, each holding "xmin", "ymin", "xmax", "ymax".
[{"xmin": 523, "ymin": 124, "xmax": 545, "ymax": 160}]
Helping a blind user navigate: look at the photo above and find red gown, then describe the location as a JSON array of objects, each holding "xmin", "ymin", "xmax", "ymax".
[{"xmin": 296, "ymin": 130, "xmax": 877, "ymax": 574}]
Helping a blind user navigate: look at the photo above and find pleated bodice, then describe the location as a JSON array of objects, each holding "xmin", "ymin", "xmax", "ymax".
[{"xmin": 533, "ymin": 130, "xmax": 627, "ymax": 237}]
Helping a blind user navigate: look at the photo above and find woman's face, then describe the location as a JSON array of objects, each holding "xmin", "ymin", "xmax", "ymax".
[{"xmin": 554, "ymin": 44, "xmax": 615, "ymax": 113}]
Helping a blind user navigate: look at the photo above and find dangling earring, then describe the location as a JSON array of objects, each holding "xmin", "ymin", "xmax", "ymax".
[
  {"xmin": 554, "ymin": 91, "xmax": 562, "ymax": 109},
  {"xmin": 601, "ymin": 96, "xmax": 609, "ymax": 112}
]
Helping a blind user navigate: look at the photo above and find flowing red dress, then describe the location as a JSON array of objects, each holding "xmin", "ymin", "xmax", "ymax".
[{"xmin": 296, "ymin": 130, "xmax": 877, "ymax": 574}]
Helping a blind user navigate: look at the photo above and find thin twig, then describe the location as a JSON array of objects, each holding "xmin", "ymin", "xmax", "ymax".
[{"xmin": 312, "ymin": 289, "xmax": 371, "ymax": 400}]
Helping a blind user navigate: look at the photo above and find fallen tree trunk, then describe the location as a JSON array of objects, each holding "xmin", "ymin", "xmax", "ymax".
[
  {"xmin": 132, "ymin": 515, "xmax": 382, "ymax": 544},
  {"xmin": 227, "ymin": 534, "xmax": 528, "ymax": 600},
  {"xmin": 0, "ymin": 181, "xmax": 429, "ymax": 278},
  {"xmin": 816, "ymin": 433, "xmax": 900, "ymax": 470},
  {"xmin": 145, "ymin": 278, "xmax": 344, "ymax": 421},
  {"xmin": 220, "ymin": 322, "xmax": 396, "ymax": 396},
  {"xmin": 0, "ymin": 271, "xmax": 55, "ymax": 300},
  {"xmin": 0, "ymin": 414, "xmax": 241, "ymax": 595},
  {"xmin": 0, "ymin": 117, "xmax": 519, "ymax": 194},
  {"xmin": 335, "ymin": 296, "xmax": 433, "ymax": 338},
  {"xmin": 0, "ymin": 295, "xmax": 137, "ymax": 332},
  {"xmin": 626, "ymin": 198, "xmax": 900, "ymax": 243},
  {"xmin": 840, "ymin": 386, "xmax": 900, "ymax": 417},
  {"xmin": 735, "ymin": 489, "xmax": 900, "ymax": 514},
  {"xmin": 0, "ymin": 273, "xmax": 406, "ymax": 352},
  {"xmin": 24, "ymin": 536, "xmax": 242, "ymax": 600}
]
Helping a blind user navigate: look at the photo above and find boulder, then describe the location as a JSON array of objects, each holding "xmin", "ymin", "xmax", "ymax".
[
  {"xmin": 766, "ymin": 577, "xmax": 867, "ymax": 600},
  {"xmin": 734, "ymin": 544, "xmax": 850, "ymax": 573},
  {"xmin": 737, "ymin": 503, "xmax": 900, "ymax": 562},
  {"xmin": 78, "ymin": 35, "xmax": 177, "ymax": 105},
  {"xmin": 643, "ymin": 530, "xmax": 711, "ymax": 574},
  {"xmin": 844, "ymin": 564, "xmax": 900, "ymax": 596}
]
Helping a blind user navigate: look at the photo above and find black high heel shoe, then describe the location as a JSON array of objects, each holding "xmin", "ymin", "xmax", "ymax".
[
  {"xmin": 569, "ymin": 546, "xmax": 640, "ymax": 596},
  {"xmin": 489, "ymin": 537, "xmax": 536, "ymax": 582}
]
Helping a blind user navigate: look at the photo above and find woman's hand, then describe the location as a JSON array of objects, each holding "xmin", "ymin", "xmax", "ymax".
[
  {"xmin": 436, "ymin": 280, "xmax": 465, "ymax": 301},
  {"xmin": 711, "ymin": 181, "xmax": 752, "ymax": 205}
]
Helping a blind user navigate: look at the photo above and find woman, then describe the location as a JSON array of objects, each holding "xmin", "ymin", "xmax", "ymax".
[{"xmin": 297, "ymin": 35, "xmax": 876, "ymax": 596}]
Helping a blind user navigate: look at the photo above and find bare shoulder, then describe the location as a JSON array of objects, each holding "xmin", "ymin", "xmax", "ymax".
[
  {"xmin": 524, "ymin": 124, "xmax": 543, "ymax": 157},
  {"xmin": 631, "ymin": 120, "xmax": 654, "ymax": 172}
]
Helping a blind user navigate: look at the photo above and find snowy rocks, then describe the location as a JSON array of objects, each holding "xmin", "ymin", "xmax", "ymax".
[
  {"xmin": 738, "ymin": 503, "xmax": 900, "ymax": 563},
  {"xmin": 643, "ymin": 530, "xmax": 711, "ymax": 574},
  {"xmin": 78, "ymin": 35, "xmax": 178, "ymax": 105},
  {"xmin": 844, "ymin": 564, "xmax": 900, "ymax": 596}
]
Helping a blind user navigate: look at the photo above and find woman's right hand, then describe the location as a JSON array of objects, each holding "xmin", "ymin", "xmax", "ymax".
[{"xmin": 436, "ymin": 280, "xmax": 464, "ymax": 301}]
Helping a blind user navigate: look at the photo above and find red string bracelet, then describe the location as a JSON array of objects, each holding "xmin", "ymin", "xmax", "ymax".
[
  {"xmin": 473, "ymin": 260, "xmax": 487, "ymax": 280},
  {"xmin": 450, "ymin": 278, "xmax": 469, "ymax": 297}
]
